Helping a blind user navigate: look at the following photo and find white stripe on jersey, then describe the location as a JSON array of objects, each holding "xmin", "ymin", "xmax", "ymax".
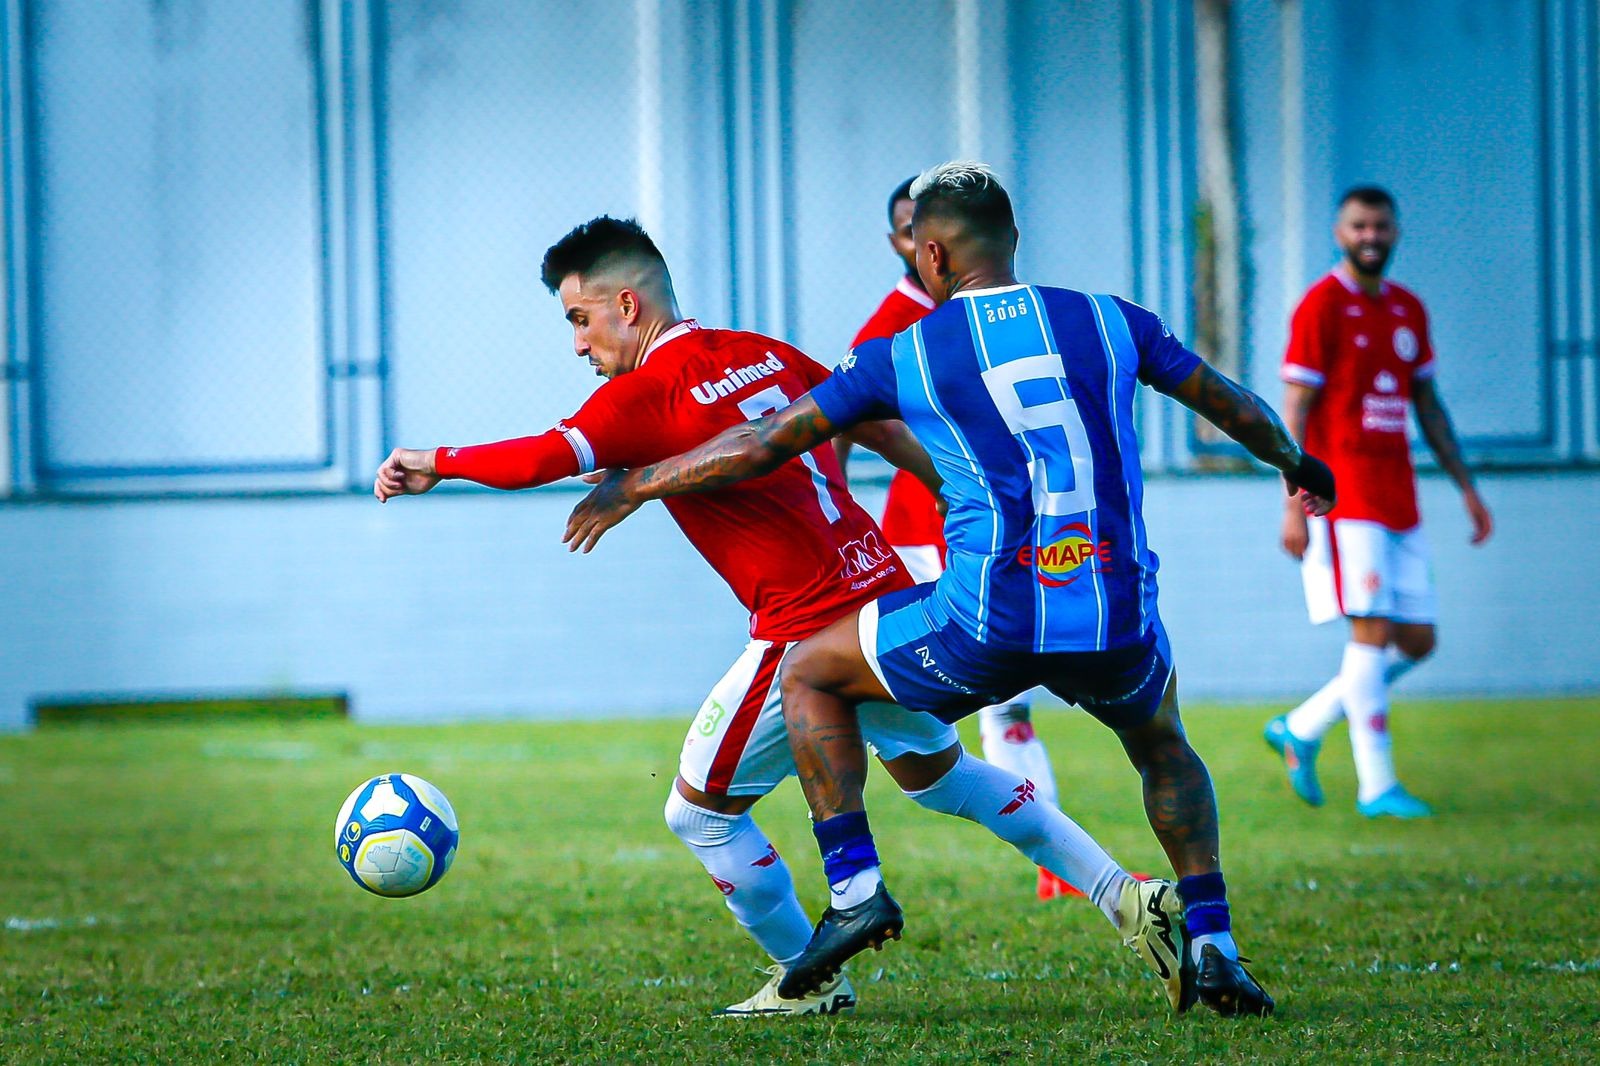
[
  {"xmin": 964, "ymin": 295, "xmax": 1024, "ymax": 646},
  {"xmin": 562, "ymin": 426, "xmax": 596, "ymax": 474},
  {"xmin": 1281, "ymin": 363, "xmax": 1326, "ymax": 387},
  {"xmin": 1089, "ymin": 295, "xmax": 1139, "ymax": 646},
  {"xmin": 910, "ymin": 322, "xmax": 998, "ymax": 643},
  {"xmin": 1019, "ymin": 288, "xmax": 1059, "ymax": 651}
]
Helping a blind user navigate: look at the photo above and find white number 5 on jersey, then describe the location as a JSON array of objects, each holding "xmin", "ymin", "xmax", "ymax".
[{"xmin": 980, "ymin": 353, "xmax": 1098, "ymax": 517}]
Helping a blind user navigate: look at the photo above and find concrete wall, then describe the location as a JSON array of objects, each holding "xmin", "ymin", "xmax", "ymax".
[
  {"xmin": 2, "ymin": 1, "xmax": 1596, "ymax": 727},
  {"xmin": 2, "ymin": 469, "xmax": 1592, "ymax": 729}
]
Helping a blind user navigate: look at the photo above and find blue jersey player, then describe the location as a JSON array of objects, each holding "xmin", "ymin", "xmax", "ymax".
[{"xmin": 566, "ymin": 162, "xmax": 1335, "ymax": 1019}]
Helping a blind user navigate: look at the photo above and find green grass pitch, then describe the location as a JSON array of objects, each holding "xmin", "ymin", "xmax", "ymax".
[{"xmin": 2, "ymin": 699, "xmax": 1596, "ymax": 1064}]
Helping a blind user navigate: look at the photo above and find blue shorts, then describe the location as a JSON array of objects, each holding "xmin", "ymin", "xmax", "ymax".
[{"xmin": 858, "ymin": 583, "xmax": 1173, "ymax": 730}]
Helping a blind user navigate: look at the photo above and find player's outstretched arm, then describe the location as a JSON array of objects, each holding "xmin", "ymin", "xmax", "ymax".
[
  {"xmin": 1166, "ymin": 363, "xmax": 1335, "ymax": 515},
  {"xmin": 374, "ymin": 447, "xmax": 441, "ymax": 502},
  {"xmin": 564, "ymin": 395, "xmax": 841, "ymax": 553},
  {"xmin": 1413, "ymin": 377, "xmax": 1493, "ymax": 544},
  {"xmin": 1278, "ymin": 382, "xmax": 1319, "ymax": 559},
  {"xmin": 843, "ymin": 419, "xmax": 944, "ymax": 499}
]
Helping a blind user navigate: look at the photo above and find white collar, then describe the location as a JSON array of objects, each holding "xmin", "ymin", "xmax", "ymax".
[
  {"xmin": 640, "ymin": 319, "xmax": 700, "ymax": 365},
  {"xmin": 1333, "ymin": 265, "xmax": 1389, "ymax": 297},
  {"xmin": 949, "ymin": 283, "xmax": 1029, "ymax": 300},
  {"xmin": 896, "ymin": 275, "xmax": 937, "ymax": 310}
]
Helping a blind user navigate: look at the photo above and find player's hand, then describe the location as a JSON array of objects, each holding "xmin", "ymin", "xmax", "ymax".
[
  {"xmin": 1294, "ymin": 489, "xmax": 1332, "ymax": 518},
  {"xmin": 1281, "ymin": 505, "xmax": 1309, "ymax": 559},
  {"xmin": 563, "ymin": 469, "xmax": 642, "ymax": 553},
  {"xmin": 1463, "ymin": 487, "xmax": 1494, "ymax": 545},
  {"xmin": 374, "ymin": 447, "xmax": 441, "ymax": 502},
  {"xmin": 1284, "ymin": 452, "xmax": 1335, "ymax": 520}
]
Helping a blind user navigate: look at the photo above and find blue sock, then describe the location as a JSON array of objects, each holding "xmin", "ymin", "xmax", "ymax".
[
  {"xmin": 1178, "ymin": 872, "xmax": 1237, "ymax": 961},
  {"xmin": 1178, "ymin": 872, "xmax": 1232, "ymax": 935},
  {"xmin": 812, "ymin": 811, "xmax": 880, "ymax": 885}
]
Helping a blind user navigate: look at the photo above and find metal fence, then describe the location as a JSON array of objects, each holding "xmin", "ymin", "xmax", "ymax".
[{"xmin": 1, "ymin": 0, "xmax": 1595, "ymax": 498}]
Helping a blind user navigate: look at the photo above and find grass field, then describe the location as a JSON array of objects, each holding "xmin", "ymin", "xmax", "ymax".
[{"xmin": 3, "ymin": 698, "xmax": 1597, "ymax": 1064}]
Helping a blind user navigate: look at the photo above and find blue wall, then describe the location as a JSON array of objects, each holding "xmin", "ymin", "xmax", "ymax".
[
  {"xmin": 1, "ymin": 471, "xmax": 1593, "ymax": 728},
  {"xmin": 2, "ymin": 1, "xmax": 1596, "ymax": 726}
]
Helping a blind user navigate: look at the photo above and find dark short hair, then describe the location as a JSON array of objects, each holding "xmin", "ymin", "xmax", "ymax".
[
  {"xmin": 540, "ymin": 216, "xmax": 667, "ymax": 294},
  {"xmin": 1338, "ymin": 185, "xmax": 1398, "ymax": 215},
  {"xmin": 910, "ymin": 162, "xmax": 1016, "ymax": 243},
  {"xmin": 887, "ymin": 176, "xmax": 916, "ymax": 225}
]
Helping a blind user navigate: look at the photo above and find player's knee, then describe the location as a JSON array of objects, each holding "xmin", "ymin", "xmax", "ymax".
[
  {"xmin": 1118, "ymin": 714, "xmax": 1188, "ymax": 772},
  {"xmin": 663, "ymin": 788, "xmax": 745, "ymax": 849}
]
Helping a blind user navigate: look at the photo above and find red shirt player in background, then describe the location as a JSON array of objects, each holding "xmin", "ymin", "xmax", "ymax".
[
  {"xmin": 849, "ymin": 178, "xmax": 1069, "ymax": 900},
  {"xmin": 374, "ymin": 217, "xmax": 1154, "ymax": 1016},
  {"xmin": 1264, "ymin": 186, "xmax": 1493, "ymax": 819}
]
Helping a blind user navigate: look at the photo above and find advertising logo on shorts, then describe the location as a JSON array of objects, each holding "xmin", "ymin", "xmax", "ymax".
[
  {"xmin": 1393, "ymin": 326, "xmax": 1419, "ymax": 362},
  {"xmin": 1015, "ymin": 522, "xmax": 1111, "ymax": 587}
]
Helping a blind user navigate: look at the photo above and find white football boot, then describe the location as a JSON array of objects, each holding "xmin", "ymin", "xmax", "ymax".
[
  {"xmin": 1116, "ymin": 877, "xmax": 1195, "ymax": 1012},
  {"xmin": 715, "ymin": 965, "xmax": 857, "ymax": 1017}
]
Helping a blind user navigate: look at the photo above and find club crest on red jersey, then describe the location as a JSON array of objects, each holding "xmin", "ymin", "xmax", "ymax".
[{"xmin": 1394, "ymin": 326, "xmax": 1419, "ymax": 362}]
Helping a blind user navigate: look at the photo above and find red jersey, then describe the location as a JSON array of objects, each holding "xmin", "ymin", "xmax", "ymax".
[
  {"xmin": 853, "ymin": 276, "xmax": 945, "ymax": 549},
  {"xmin": 1281, "ymin": 270, "xmax": 1436, "ymax": 530},
  {"xmin": 564, "ymin": 322, "xmax": 908, "ymax": 641}
]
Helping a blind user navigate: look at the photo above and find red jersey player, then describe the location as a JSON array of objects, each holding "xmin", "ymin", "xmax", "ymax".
[
  {"xmin": 374, "ymin": 217, "xmax": 1167, "ymax": 1016},
  {"xmin": 852, "ymin": 178, "xmax": 1067, "ymax": 899},
  {"xmin": 1265, "ymin": 187, "xmax": 1493, "ymax": 818}
]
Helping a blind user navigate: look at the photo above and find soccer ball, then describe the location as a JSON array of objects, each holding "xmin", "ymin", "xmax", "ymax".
[{"xmin": 334, "ymin": 773, "xmax": 459, "ymax": 898}]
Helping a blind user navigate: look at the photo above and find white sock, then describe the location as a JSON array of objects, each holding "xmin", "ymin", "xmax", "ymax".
[
  {"xmin": 1287, "ymin": 648, "xmax": 1423, "ymax": 743},
  {"xmin": 906, "ymin": 749, "xmax": 1124, "ymax": 929},
  {"xmin": 1193, "ymin": 930, "xmax": 1239, "ymax": 964},
  {"xmin": 828, "ymin": 867, "xmax": 883, "ymax": 909},
  {"xmin": 976, "ymin": 697, "xmax": 1059, "ymax": 808},
  {"xmin": 664, "ymin": 790, "xmax": 813, "ymax": 964},
  {"xmin": 1285, "ymin": 674, "xmax": 1345, "ymax": 741},
  {"xmin": 1340, "ymin": 642, "xmax": 1397, "ymax": 803}
]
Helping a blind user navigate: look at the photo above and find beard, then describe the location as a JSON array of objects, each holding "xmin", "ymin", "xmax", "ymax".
[{"xmin": 1344, "ymin": 243, "xmax": 1392, "ymax": 277}]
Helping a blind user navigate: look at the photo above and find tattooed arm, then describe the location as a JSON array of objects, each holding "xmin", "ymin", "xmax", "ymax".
[
  {"xmin": 1413, "ymin": 377, "xmax": 1494, "ymax": 544},
  {"xmin": 1167, "ymin": 362, "xmax": 1303, "ymax": 472},
  {"xmin": 563, "ymin": 394, "xmax": 842, "ymax": 552},
  {"xmin": 1165, "ymin": 363, "xmax": 1335, "ymax": 514}
]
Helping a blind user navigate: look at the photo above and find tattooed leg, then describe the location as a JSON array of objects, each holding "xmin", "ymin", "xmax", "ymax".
[
  {"xmin": 783, "ymin": 685, "xmax": 870, "ymax": 820},
  {"xmin": 1115, "ymin": 673, "xmax": 1222, "ymax": 877},
  {"xmin": 778, "ymin": 610, "xmax": 896, "ymax": 822}
]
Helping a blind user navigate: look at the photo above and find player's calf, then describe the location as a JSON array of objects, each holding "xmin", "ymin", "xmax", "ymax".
[{"xmin": 663, "ymin": 788, "xmax": 814, "ymax": 964}]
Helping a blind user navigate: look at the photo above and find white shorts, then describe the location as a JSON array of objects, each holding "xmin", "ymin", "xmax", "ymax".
[
  {"xmin": 678, "ymin": 638, "xmax": 960, "ymax": 797},
  {"xmin": 1300, "ymin": 516, "xmax": 1437, "ymax": 625},
  {"xmin": 893, "ymin": 544, "xmax": 944, "ymax": 584}
]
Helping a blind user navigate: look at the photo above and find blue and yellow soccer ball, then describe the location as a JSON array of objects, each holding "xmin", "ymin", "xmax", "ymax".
[{"xmin": 334, "ymin": 774, "xmax": 459, "ymax": 897}]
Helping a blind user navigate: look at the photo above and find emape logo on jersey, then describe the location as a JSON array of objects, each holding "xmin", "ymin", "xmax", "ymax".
[{"xmin": 1016, "ymin": 522, "xmax": 1111, "ymax": 587}]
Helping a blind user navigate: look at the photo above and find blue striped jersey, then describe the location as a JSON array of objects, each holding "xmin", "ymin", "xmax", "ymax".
[{"xmin": 811, "ymin": 284, "xmax": 1201, "ymax": 652}]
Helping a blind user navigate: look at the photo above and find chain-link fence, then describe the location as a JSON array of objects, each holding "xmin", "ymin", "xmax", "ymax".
[{"xmin": 2, "ymin": 0, "xmax": 1594, "ymax": 497}]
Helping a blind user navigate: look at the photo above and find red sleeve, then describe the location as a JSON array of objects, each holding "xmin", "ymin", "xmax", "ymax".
[
  {"xmin": 1282, "ymin": 286, "xmax": 1332, "ymax": 388},
  {"xmin": 435, "ymin": 431, "xmax": 579, "ymax": 489},
  {"xmin": 562, "ymin": 372, "xmax": 673, "ymax": 471}
]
